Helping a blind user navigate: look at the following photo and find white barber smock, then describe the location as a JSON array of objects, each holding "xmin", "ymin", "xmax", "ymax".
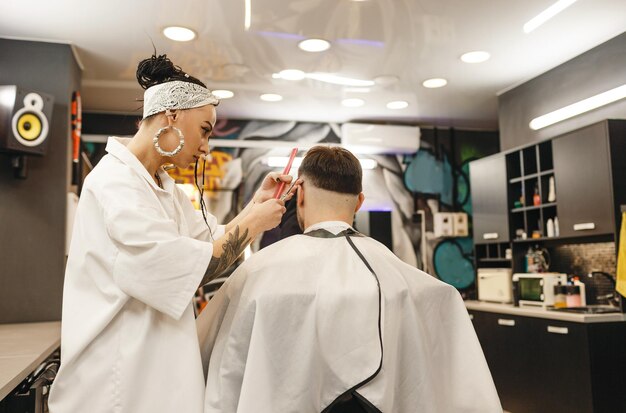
[
  {"xmin": 48, "ymin": 137, "xmax": 224, "ymax": 413},
  {"xmin": 197, "ymin": 221, "xmax": 501, "ymax": 413}
]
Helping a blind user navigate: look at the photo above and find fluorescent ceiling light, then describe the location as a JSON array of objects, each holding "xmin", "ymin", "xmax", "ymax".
[
  {"xmin": 422, "ymin": 78, "xmax": 447, "ymax": 88},
  {"xmin": 268, "ymin": 156, "xmax": 377, "ymax": 170},
  {"xmin": 244, "ymin": 0, "xmax": 251, "ymax": 30},
  {"xmin": 359, "ymin": 159, "xmax": 378, "ymax": 170},
  {"xmin": 374, "ymin": 75, "xmax": 399, "ymax": 86},
  {"xmin": 212, "ymin": 89, "xmax": 234, "ymax": 99},
  {"xmin": 342, "ymin": 98, "xmax": 365, "ymax": 108},
  {"xmin": 278, "ymin": 69, "xmax": 306, "ymax": 80},
  {"xmin": 260, "ymin": 93, "xmax": 283, "ymax": 102},
  {"xmin": 529, "ymin": 84, "xmax": 626, "ymax": 130},
  {"xmin": 0, "ymin": 87, "xmax": 16, "ymax": 107},
  {"xmin": 344, "ymin": 88, "xmax": 371, "ymax": 93},
  {"xmin": 523, "ymin": 0, "xmax": 577, "ymax": 33},
  {"xmin": 273, "ymin": 70, "xmax": 375, "ymax": 87},
  {"xmin": 460, "ymin": 51, "xmax": 490, "ymax": 63},
  {"xmin": 298, "ymin": 38, "xmax": 331, "ymax": 52},
  {"xmin": 387, "ymin": 100, "xmax": 409, "ymax": 109},
  {"xmin": 163, "ymin": 26, "xmax": 196, "ymax": 42},
  {"xmin": 306, "ymin": 73, "xmax": 374, "ymax": 87}
]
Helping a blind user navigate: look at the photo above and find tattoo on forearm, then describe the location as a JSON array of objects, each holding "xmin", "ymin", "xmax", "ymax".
[{"xmin": 199, "ymin": 226, "xmax": 251, "ymax": 287}]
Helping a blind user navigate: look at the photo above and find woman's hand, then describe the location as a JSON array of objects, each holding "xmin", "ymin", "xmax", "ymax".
[
  {"xmin": 224, "ymin": 175, "xmax": 300, "ymax": 234},
  {"xmin": 253, "ymin": 172, "xmax": 299, "ymax": 203},
  {"xmin": 249, "ymin": 198, "xmax": 287, "ymax": 233}
]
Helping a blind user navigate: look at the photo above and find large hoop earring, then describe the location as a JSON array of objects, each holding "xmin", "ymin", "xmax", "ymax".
[{"xmin": 153, "ymin": 126, "xmax": 184, "ymax": 157}]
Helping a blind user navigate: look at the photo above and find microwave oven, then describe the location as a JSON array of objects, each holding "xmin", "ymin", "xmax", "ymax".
[
  {"xmin": 477, "ymin": 268, "xmax": 513, "ymax": 303},
  {"xmin": 512, "ymin": 273, "xmax": 567, "ymax": 308}
]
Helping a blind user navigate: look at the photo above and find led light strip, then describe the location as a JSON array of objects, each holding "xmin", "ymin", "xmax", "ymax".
[
  {"xmin": 523, "ymin": 0, "xmax": 577, "ymax": 33},
  {"xmin": 529, "ymin": 84, "xmax": 626, "ymax": 130},
  {"xmin": 273, "ymin": 70, "xmax": 375, "ymax": 87},
  {"xmin": 244, "ymin": 0, "xmax": 251, "ymax": 30}
]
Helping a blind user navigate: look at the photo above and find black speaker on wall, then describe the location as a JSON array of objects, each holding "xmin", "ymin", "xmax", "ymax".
[{"xmin": 0, "ymin": 85, "xmax": 54, "ymax": 156}]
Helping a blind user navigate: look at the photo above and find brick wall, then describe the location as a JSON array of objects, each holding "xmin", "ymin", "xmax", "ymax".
[{"xmin": 550, "ymin": 242, "xmax": 616, "ymax": 304}]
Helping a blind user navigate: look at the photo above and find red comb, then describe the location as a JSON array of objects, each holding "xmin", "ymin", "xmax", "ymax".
[{"xmin": 273, "ymin": 147, "xmax": 298, "ymax": 199}]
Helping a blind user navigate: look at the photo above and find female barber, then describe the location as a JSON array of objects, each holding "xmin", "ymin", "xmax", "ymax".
[{"xmin": 48, "ymin": 54, "xmax": 293, "ymax": 413}]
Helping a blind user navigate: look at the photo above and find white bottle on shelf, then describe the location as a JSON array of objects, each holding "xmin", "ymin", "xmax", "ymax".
[
  {"xmin": 548, "ymin": 176, "xmax": 556, "ymax": 202},
  {"xmin": 554, "ymin": 216, "xmax": 560, "ymax": 237},
  {"xmin": 547, "ymin": 218, "xmax": 555, "ymax": 237}
]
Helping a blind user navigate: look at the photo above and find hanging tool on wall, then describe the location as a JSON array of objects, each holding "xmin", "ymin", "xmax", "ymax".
[{"xmin": 71, "ymin": 91, "xmax": 82, "ymax": 185}]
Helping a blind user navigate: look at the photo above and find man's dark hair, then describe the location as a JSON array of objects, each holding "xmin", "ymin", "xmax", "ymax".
[{"xmin": 299, "ymin": 146, "xmax": 362, "ymax": 195}]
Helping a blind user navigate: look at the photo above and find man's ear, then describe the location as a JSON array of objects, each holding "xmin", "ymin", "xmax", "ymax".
[
  {"xmin": 354, "ymin": 192, "xmax": 365, "ymax": 213},
  {"xmin": 297, "ymin": 184, "xmax": 304, "ymax": 207}
]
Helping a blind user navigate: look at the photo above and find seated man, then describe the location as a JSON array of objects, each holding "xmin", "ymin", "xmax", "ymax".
[{"xmin": 197, "ymin": 146, "xmax": 501, "ymax": 413}]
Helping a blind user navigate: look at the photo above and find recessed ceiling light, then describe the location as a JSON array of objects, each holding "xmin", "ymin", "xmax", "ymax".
[
  {"xmin": 341, "ymin": 98, "xmax": 365, "ymax": 108},
  {"xmin": 212, "ymin": 90, "xmax": 234, "ymax": 99},
  {"xmin": 422, "ymin": 78, "xmax": 448, "ymax": 88},
  {"xmin": 163, "ymin": 26, "xmax": 196, "ymax": 42},
  {"xmin": 460, "ymin": 51, "xmax": 491, "ymax": 63},
  {"xmin": 374, "ymin": 75, "xmax": 399, "ymax": 86},
  {"xmin": 387, "ymin": 100, "xmax": 409, "ymax": 110},
  {"xmin": 260, "ymin": 93, "xmax": 283, "ymax": 102},
  {"xmin": 298, "ymin": 38, "xmax": 331, "ymax": 52},
  {"xmin": 524, "ymin": 0, "xmax": 577, "ymax": 33},
  {"xmin": 278, "ymin": 69, "xmax": 306, "ymax": 80}
]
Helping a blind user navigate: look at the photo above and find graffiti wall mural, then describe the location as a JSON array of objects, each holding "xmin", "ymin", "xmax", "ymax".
[{"xmin": 81, "ymin": 114, "xmax": 499, "ymax": 294}]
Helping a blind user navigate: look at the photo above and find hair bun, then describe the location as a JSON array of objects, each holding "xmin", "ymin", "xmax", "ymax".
[{"xmin": 136, "ymin": 54, "xmax": 181, "ymax": 90}]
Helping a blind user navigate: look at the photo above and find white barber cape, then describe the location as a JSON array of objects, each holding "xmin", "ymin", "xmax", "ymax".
[
  {"xmin": 49, "ymin": 137, "xmax": 224, "ymax": 413},
  {"xmin": 197, "ymin": 221, "xmax": 501, "ymax": 413}
]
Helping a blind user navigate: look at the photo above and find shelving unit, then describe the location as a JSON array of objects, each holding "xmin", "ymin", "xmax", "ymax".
[
  {"xmin": 475, "ymin": 242, "xmax": 511, "ymax": 268},
  {"xmin": 506, "ymin": 140, "xmax": 558, "ymax": 241},
  {"xmin": 511, "ymin": 202, "xmax": 557, "ymax": 213},
  {"xmin": 469, "ymin": 120, "xmax": 626, "ymax": 309}
]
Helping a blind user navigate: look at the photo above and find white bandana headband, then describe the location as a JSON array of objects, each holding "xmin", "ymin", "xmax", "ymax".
[{"xmin": 142, "ymin": 80, "xmax": 219, "ymax": 119}]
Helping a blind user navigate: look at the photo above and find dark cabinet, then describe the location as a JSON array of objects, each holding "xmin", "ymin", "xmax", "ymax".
[
  {"xmin": 552, "ymin": 122, "xmax": 614, "ymax": 237},
  {"xmin": 469, "ymin": 309, "xmax": 626, "ymax": 413},
  {"xmin": 469, "ymin": 311, "xmax": 531, "ymax": 412},
  {"xmin": 470, "ymin": 120, "xmax": 626, "ymax": 275},
  {"xmin": 526, "ymin": 319, "xmax": 594, "ymax": 413},
  {"xmin": 470, "ymin": 155, "xmax": 509, "ymax": 244}
]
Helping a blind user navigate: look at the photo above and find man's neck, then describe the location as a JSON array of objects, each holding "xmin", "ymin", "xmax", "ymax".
[{"xmin": 304, "ymin": 216, "xmax": 353, "ymax": 232}]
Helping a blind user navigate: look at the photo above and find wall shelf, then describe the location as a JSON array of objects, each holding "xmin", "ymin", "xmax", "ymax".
[
  {"xmin": 511, "ymin": 202, "xmax": 557, "ymax": 213},
  {"xmin": 507, "ymin": 140, "xmax": 557, "ymax": 243},
  {"xmin": 509, "ymin": 170, "xmax": 554, "ymax": 184},
  {"xmin": 513, "ymin": 236, "xmax": 565, "ymax": 244}
]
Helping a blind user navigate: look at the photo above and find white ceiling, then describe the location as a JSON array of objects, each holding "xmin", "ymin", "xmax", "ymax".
[{"xmin": 1, "ymin": 0, "xmax": 625, "ymax": 128}]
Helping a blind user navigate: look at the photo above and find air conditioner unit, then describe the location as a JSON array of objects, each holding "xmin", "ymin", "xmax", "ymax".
[{"xmin": 340, "ymin": 123, "xmax": 420, "ymax": 154}]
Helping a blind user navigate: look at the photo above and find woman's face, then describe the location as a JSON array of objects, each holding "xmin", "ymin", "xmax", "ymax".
[{"xmin": 169, "ymin": 104, "xmax": 217, "ymax": 168}]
